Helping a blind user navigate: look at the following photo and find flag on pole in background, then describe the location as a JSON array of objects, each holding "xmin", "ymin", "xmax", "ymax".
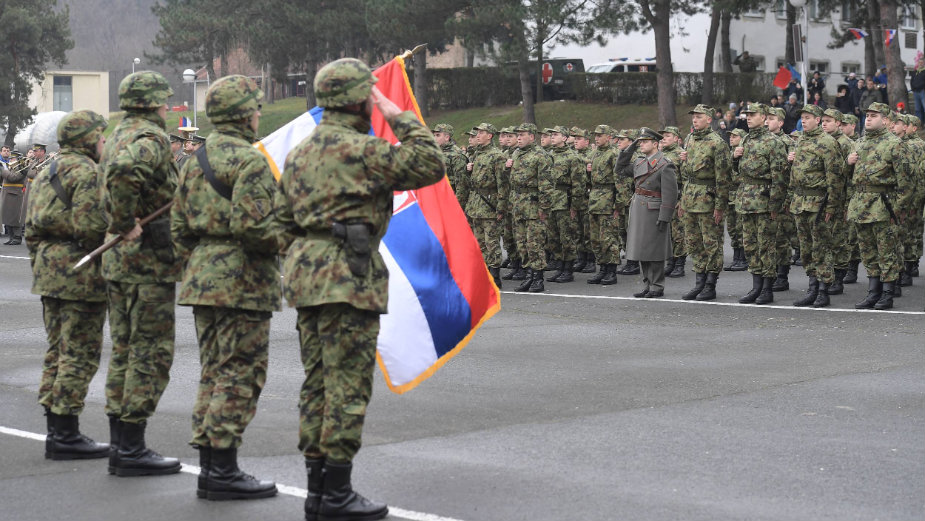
[
  {"xmin": 848, "ymin": 28, "xmax": 868, "ymax": 40},
  {"xmin": 786, "ymin": 64, "xmax": 802, "ymax": 84},
  {"xmin": 179, "ymin": 116, "xmax": 193, "ymax": 129},
  {"xmin": 773, "ymin": 66, "xmax": 792, "ymax": 89},
  {"xmin": 255, "ymin": 56, "xmax": 501, "ymax": 394},
  {"xmin": 885, "ymin": 29, "xmax": 897, "ymax": 47}
]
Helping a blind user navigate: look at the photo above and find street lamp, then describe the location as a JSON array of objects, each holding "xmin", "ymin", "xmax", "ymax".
[
  {"xmin": 789, "ymin": 0, "xmax": 809, "ymax": 104},
  {"xmin": 183, "ymin": 68, "xmax": 198, "ymax": 128},
  {"xmin": 132, "ymin": 57, "xmax": 140, "ymax": 74}
]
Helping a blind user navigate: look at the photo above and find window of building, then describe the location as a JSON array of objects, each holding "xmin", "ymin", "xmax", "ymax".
[
  {"xmin": 900, "ymin": 5, "xmax": 917, "ymax": 30},
  {"xmin": 841, "ymin": 62, "xmax": 860, "ymax": 74},
  {"xmin": 808, "ymin": 0, "xmax": 827, "ymax": 21},
  {"xmin": 750, "ymin": 55, "xmax": 767, "ymax": 72},
  {"xmin": 774, "ymin": 0, "xmax": 788, "ymax": 20},
  {"xmin": 840, "ymin": 0, "xmax": 857, "ymax": 24},
  {"xmin": 742, "ymin": 8, "xmax": 764, "ymax": 18},
  {"xmin": 52, "ymin": 76, "xmax": 73, "ymax": 112},
  {"xmin": 905, "ymin": 32, "xmax": 917, "ymax": 49},
  {"xmin": 809, "ymin": 60, "xmax": 829, "ymax": 74}
]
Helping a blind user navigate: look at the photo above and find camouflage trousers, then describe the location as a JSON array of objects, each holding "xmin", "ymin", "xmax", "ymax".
[
  {"xmin": 503, "ymin": 213, "xmax": 518, "ymax": 262},
  {"xmin": 832, "ymin": 217, "xmax": 851, "ymax": 269},
  {"xmin": 191, "ymin": 306, "xmax": 270, "ymax": 450},
  {"xmin": 846, "ymin": 221, "xmax": 861, "ymax": 262},
  {"xmin": 682, "ymin": 211, "xmax": 724, "ymax": 274},
  {"xmin": 739, "ymin": 213, "xmax": 777, "ymax": 278},
  {"xmin": 589, "ymin": 213, "xmax": 621, "ymax": 265},
  {"xmin": 104, "ymin": 282, "xmax": 175, "ymax": 424},
  {"xmin": 775, "ymin": 211, "xmax": 799, "ymax": 265},
  {"xmin": 671, "ymin": 211, "xmax": 686, "ymax": 257},
  {"xmin": 576, "ymin": 206, "xmax": 592, "ymax": 253},
  {"xmin": 793, "ymin": 212, "xmax": 835, "ymax": 284},
  {"xmin": 856, "ymin": 220, "xmax": 902, "ymax": 282},
  {"xmin": 546, "ymin": 210, "xmax": 578, "ymax": 262},
  {"xmin": 903, "ymin": 210, "xmax": 924, "ymax": 260},
  {"xmin": 39, "ymin": 297, "xmax": 107, "ymax": 416},
  {"xmin": 514, "ymin": 216, "xmax": 547, "ymax": 271},
  {"xmin": 297, "ymin": 303, "xmax": 378, "ymax": 463},
  {"xmin": 471, "ymin": 217, "xmax": 503, "ymax": 268},
  {"xmin": 726, "ymin": 203, "xmax": 742, "ymax": 248}
]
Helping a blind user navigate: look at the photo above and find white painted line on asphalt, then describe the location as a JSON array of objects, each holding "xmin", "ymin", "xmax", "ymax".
[
  {"xmin": 502, "ymin": 291, "xmax": 925, "ymax": 315},
  {"xmin": 1, "ymin": 425, "xmax": 467, "ymax": 521},
  {"xmin": 0, "ymin": 254, "xmax": 29, "ymax": 260}
]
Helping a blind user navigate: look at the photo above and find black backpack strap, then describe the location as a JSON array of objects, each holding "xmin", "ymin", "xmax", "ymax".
[
  {"xmin": 195, "ymin": 146, "xmax": 233, "ymax": 201},
  {"xmin": 47, "ymin": 160, "xmax": 72, "ymax": 210}
]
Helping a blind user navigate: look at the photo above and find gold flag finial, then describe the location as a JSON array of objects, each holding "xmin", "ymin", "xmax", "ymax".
[{"xmin": 399, "ymin": 44, "xmax": 428, "ymax": 61}]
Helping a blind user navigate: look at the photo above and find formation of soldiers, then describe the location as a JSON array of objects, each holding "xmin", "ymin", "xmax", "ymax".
[{"xmin": 437, "ymin": 100, "xmax": 924, "ymax": 310}]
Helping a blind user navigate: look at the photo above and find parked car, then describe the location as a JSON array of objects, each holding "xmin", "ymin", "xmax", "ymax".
[{"xmin": 586, "ymin": 58, "xmax": 658, "ymax": 73}]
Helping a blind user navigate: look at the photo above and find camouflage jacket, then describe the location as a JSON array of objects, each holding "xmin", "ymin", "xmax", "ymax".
[
  {"xmin": 25, "ymin": 149, "xmax": 108, "ymax": 301},
  {"xmin": 171, "ymin": 123, "xmax": 281, "ymax": 312},
  {"xmin": 573, "ymin": 148, "xmax": 592, "ymax": 210},
  {"xmin": 830, "ymin": 130, "xmax": 855, "ymax": 208},
  {"xmin": 274, "ymin": 110, "xmax": 444, "ymax": 313},
  {"xmin": 464, "ymin": 143, "xmax": 507, "ymax": 219},
  {"xmin": 661, "ymin": 144, "xmax": 683, "ymax": 187},
  {"xmin": 99, "ymin": 110, "xmax": 182, "ymax": 283},
  {"xmin": 735, "ymin": 126, "xmax": 787, "ymax": 214},
  {"xmin": 680, "ymin": 128, "xmax": 731, "ymax": 213},
  {"xmin": 442, "ymin": 142, "xmax": 469, "ymax": 210},
  {"xmin": 789, "ymin": 127, "xmax": 845, "ymax": 215},
  {"xmin": 510, "ymin": 143, "xmax": 553, "ymax": 219},
  {"xmin": 547, "ymin": 145, "xmax": 584, "ymax": 212},
  {"xmin": 771, "ymin": 130, "xmax": 795, "ymax": 207},
  {"xmin": 901, "ymin": 134, "xmax": 925, "ymax": 207},
  {"xmin": 588, "ymin": 144, "xmax": 618, "ymax": 215},
  {"xmin": 846, "ymin": 127, "xmax": 911, "ymax": 223}
]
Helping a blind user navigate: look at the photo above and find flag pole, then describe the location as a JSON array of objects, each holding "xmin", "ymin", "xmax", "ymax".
[{"xmin": 72, "ymin": 201, "xmax": 174, "ymax": 270}]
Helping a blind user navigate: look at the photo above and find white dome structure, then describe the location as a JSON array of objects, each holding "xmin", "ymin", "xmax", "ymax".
[{"xmin": 0, "ymin": 111, "xmax": 68, "ymax": 154}]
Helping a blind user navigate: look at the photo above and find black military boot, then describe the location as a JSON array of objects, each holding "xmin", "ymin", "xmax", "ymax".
[
  {"xmin": 667, "ymin": 256, "xmax": 686, "ymax": 278},
  {"xmin": 546, "ymin": 261, "xmax": 564, "ymax": 282},
  {"xmin": 739, "ymin": 273, "xmax": 763, "ymax": 304},
  {"xmin": 488, "ymin": 267, "xmax": 502, "ymax": 289},
  {"xmin": 113, "ymin": 421, "xmax": 181, "ymax": 476},
  {"xmin": 500, "ymin": 257, "xmax": 511, "ymax": 269},
  {"xmin": 196, "ymin": 445, "xmax": 211, "ymax": 498},
  {"xmin": 572, "ymin": 252, "xmax": 586, "ymax": 272},
  {"xmin": 893, "ymin": 282, "xmax": 902, "ymax": 297},
  {"xmin": 554, "ymin": 264, "xmax": 574, "ymax": 283},
  {"xmin": 874, "ymin": 281, "xmax": 895, "ymax": 310},
  {"xmin": 912, "ymin": 259, "xmax": 920, "ymax": 277},
  {"xmin": 696, "ymin": 273, "xmax": 718, "ymax": 301},
  {"xmin": 587, "ymin": 265, "xmax": 607, "ymax": 284},
  {"xmin": 544, "ymin": 254, "xmax": 557, "ymax": 271},
  {"xmin": 108, "ymin": 416, "xmax": 121, "ymax": 474},
  {"xmin": 772, "ymin": 264, "xmax": 790, "ymax": 292},
  {"xmin": 828, "ymin": 269, "xmax": 846, "ymax": 295},
  {"xmin": 812, "ymin": 282, "xmax": 831, "ymax": 308},
  {"xmin": 899, "ymin": 262, "xmax": 913, "ymax": 287},
  {"xmin": 793, "ymin": 276, "xmax": 819, "ymax": 307},
  {"xmin": 727, "ymin": 248, "xmax": 748, "ymax": 271},
  {"xmin": 855, "ymin": 276, "xmax": 882, "ymax": 309},
  {"xmin": 528, "ymin": 270, "xmax": 545, "ymax": 293},
  {"xmin": 791, "ymin": 248, "xmax": 802, "ymax": 266},
  {"xmin": 618, "ymin": 260, "xmax": 640, "ymax": 275},
  {"xmin": 511, "ymin": 264, "xmax": 529, "ymax": 281},
  {"xmin": 44, "ymin": 407, "xmax": 56, "ymax": 456},
  {"xmin": 318, "ymin": 461, "xmax": 388, "ymax": 521},
  {"xmin": 682, "ymin": 272, "xmax": 706, "ymax": 300},
  {"xmin": 46, "ymin": 414, "xmax": 109, "ymax": 461},
  {"xmin": 502, "ymin": 259, "xmax": 521, "ymax": 280},
  {"xmin": 515, "ymin": 269, "xmax": 534, "ymax": 292},
  {"xmin": 581, "ymin": 253, "xmax": 597, "ymax": 273},
  {"xmin": 755, "ymin": 277, "xmax": 775, "ymax": 305},
  {"xmin": 204, "ymin": 447, "xmax": 277, "ymax": 500},
  {"xmin": 843, "ymin": 260, "xmax": 859, "ymax": 283},
  {"xmin": 305, "ymin": 458, "xmax": 325, "ymax": 521},
  {"xmin": 665, "ymin": 256, "xmax": 677, "ymax": 275},
  {"xmin": 601, "ymin": 264, "xmax": 619, "ymax": 285}
]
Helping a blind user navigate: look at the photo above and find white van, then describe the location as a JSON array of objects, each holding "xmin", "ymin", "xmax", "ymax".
[{"xmin": 586, "ymin": 58, "xmax": 658, "ymax": 73}]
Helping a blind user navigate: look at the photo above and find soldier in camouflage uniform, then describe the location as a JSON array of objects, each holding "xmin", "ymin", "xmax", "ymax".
[
  {"xmin": 724, "ymin": 130, "xmax": 748, "ymax": 273},
  {"xmin": 171, "ymin": 75, "xmax": 279, "ymax": 500},
  {"xmin": 786, "ymin": 104, "xmax": 845, "ymax": 308},
  {"xmin": 509, "ymin": 123, "xmax": 553, "ymax": 292},
  {"xmin": 847, "ymin": 103, "xmax": 913, "ymax": 309},
  {"xmin": 613, "ymin": 129, "xmax": 641, "ymax": 276},
  {"xmin": 544, "ymin": 126, "xmax": 584, "ymax": 282},
  {"xmin": 433, "ymin": 123, "xmax": 469, "ymax": 212},
  {"xmin": 274, "ymin": 58, "xmax": 443, "ymax": 521},
  {"xmin": 660, "ymin": 126, "xmax": 686, "ymax": 277},
  {"xmin": 678, "ymin": 104, "xmax": 732, "ymax": 301},
  {"xmin": 498, "ymin": 127, "xmax": 519, "ymax": 271},
  {"xmin": 570, "ymin": 127, "xmax": 595, "ymax": 272},
  {"xmin": 26, "ymin": 110, "xmax": 110, "ymax": 461},
  {"xmin": 465, "ymin": 123, "xmax": 507, "ymax": 287},
  {"xmin": 821, "ymin": 108, "xmax": 855, "ymax": 295},
  {"xmin": 839, "ymin": 113, "xmax": 863, "ymax": 283},
  {"xmin": 901, "ymin": 115, "xmax": 924, "ymax": 280},
  {"xmin": 733, "ymin": 104, "xmax": 787, "ymax": 305},
  {"xmin": 766, "ymin": 107, "xmax": 799, "ymax": 291},
  {"xmin": 586, "ymin": 125, "xmax": 621, "ymax": 284},
  {"xmin": 100, "ymin": 71, "xmax": 183, "ymax": 477}
]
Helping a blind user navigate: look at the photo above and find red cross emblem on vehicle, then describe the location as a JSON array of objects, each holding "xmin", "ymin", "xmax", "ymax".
[
  {"xmin": 542, "ymin": 62, "xmax": 553, "ymax": 84},
  {"xmin": 565, "ymin": 63, "xmax": 574, "ymax": 72}
]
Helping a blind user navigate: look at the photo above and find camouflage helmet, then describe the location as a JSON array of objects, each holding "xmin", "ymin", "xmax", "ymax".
[
  {"xmin": 841, "ymin": 113, "xmax": 859, "ymax": 126},
  {"xmin": 206, "ymin": 75, "xmax": 264, "ymax": 124},
  {"xmin": 57, "ymin": 110, "xmax": 108, "ymax": 148},
  {"xmin": 119, "ymin": 71, "xmax": 173, "ymax": 110},
  {"xmin": 314, "ymin": 58, "xmax": 378, "ymax": 108}
]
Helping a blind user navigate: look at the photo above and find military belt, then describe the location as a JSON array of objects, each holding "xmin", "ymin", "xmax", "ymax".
[
  {"xmin": 2, "ymin": 184, "xmax": 24, "ymax": 188},
  {"xmin": 687, "ymin": 178, "xmax": 715, "ymax": 187},
  {"xmin": 199, "ymin": 237, "xmax": 241, "ymax": 246},
  {"xmin": 795, "ymin": 187, "xmax": 826, "ymax": 196},
  {"xmin": 854, "ymin": 185, "xmax": 890, "ymax": 193},
  {"xmin": 590, "ymin": 183, "xmax": 613, "ymax": 189},
  {"xmin": 741, "ymin": 176, "xmax": 771, "ymax": 186},
  {"xmin": 635, "ymin": 188, "xmax": 661, "ymax": 198},
  {"xmin": 555, "ymin": 183, "xmax": 570, "ymax": 190}
]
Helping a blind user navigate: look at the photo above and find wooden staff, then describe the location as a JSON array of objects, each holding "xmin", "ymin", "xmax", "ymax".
[{"xmin": 72, "ymin": 201, "xmax": 174, "ymax": 270}]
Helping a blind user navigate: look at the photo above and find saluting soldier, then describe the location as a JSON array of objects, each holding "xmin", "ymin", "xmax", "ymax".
[
  {"xmin": 432, "ymin": 123, "xmax": 469, "ymax": 211},
  {"xmin": 586, "ymin": 125, "xmax": 620, "ymax": 284},
  {"xmin": 510, "ymin": 123, "xmax": 553, "ymax": 292},
  {"xmin": 733, "ymin": 103, "xmax": 788, "ymax": 305},
  {"xmin": 678, "ymin": 104, "xmax": 732, "ymax": 301},
  {"xmin": 659, "ymin": 126, "xmax": 686, "ymax": 278},
  {"xmin": 274, "ymin": 58, "xmax": 444, "ymax": 521},
  {"xmin": 171, "ymin": 75, "xmax": 279, "ymax": 500},
  {"xmin": 821, "ymin": 108, "xmax": 855, "ymax": 295},
  {"xmin": 786, "ymin": 104, "xmax": 845, "ymax": 308},
  {"xmin": 618, "ymin": 127, "xmax": 678, "ymax": 298},
  {"xmin": 169, "ymin": 133, "xmax": 184, "ymax": 162},
  {"xmin": 847, "ymin": 102, "xmax": 913, "ymax": 309},
  {"xmin": 839, "ymin": 113, "xmax": 863, "ymax": 284},
  {"xmin": 544, "ymin": 126, "xmax": 584, "ymax": 282},
  {"xmin": 465, "ymin": 123, "xmax": 507, "ymax": 287}
]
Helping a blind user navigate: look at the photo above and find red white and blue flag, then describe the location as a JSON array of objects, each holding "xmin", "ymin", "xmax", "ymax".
[
  {"xmin": 178, "ymin": 116, "xmax": 193, "ymax": 128},
  {"xmin": 885, "ymin": 29, "xmax": 897, "ymax": 47},
  {"xmin": 256, "ymin": 57, "xmax": 501, "ymax": 394},
  {"xmin": 848, "ymin": 28, "xmax": 868, "ymax": 40}
]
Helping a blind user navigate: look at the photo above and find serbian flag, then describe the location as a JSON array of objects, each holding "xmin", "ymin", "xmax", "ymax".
[
  {"xmin": 255, "ymin": 56, "xmax": 500, "ymax": 394},
  {"xmin": 179, "ymin": 116, "xmax": 192, "ymax": 128},
  {"xmin": 773, "ymin": 66, "xmax": 792, "ymax": 89},
  {"xmin": 848, "ymin": 28, "xmax": 868, "ymax": 40},
  {"xmin": 885, "ymin": 29, "xmax": 897, "ymax": 47}
]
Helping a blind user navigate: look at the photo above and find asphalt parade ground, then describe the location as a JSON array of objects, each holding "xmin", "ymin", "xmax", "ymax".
[{"xmin": 1, "ymin": 237, "xmax": 923, "ymax": 521}]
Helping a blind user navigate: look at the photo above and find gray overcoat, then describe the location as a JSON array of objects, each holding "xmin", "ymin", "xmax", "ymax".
[{"xmin": 624, "ymin": 151, "xmax": 678, "ymax": 261}]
